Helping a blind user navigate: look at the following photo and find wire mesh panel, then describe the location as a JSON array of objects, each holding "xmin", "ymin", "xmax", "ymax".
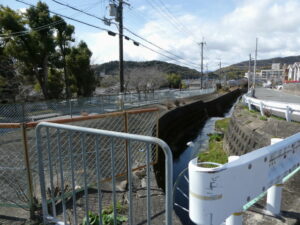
[
  {"xmin": 0, "ymin": 107, "xmax": 160, "ymax": 222},
  {"xmin": 0, "ymin": 88, "xmax": 216, "ymax": 123},
  {"xmin": 0, "ymin": 127, "xmax": 29, "ymax": 211},
  {"xmin": 24, "ymin": 108, "xmax": 159, "ymax": 208},
  {"xmin": 36, "ymin": 122, "xmax": 173, "ymax": 225},
  {"xmin": 127, "ymin": 110, "xmax": 159, "ymax": 168}
]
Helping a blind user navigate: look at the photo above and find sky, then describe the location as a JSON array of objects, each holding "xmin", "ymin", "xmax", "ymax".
[{"xmin": 3, "ymin": 0, "xmax": 300, "ymax": 71}]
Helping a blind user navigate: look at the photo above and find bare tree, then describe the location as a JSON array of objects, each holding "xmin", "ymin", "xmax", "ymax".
[{"xmin": 125, "ymin": 67, "xmax": 167, "ymax": 98}]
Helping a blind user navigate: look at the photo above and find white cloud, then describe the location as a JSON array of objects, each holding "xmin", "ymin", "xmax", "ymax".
[{"xmin": 78, "ymin": 0, "xmax": 300, "ymax": 70}]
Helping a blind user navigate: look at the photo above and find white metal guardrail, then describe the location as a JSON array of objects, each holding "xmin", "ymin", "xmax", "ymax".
[
  {"xmin": 189, "ymin": 133, "xmax": 300, "ymax": 225},
  {"xmin": 243, "ymin": 94, "xmax": 300, "ymax": 122},
  {"xmin": 35, "ymin": 122, "xmax": 173, "ymax": 225}
]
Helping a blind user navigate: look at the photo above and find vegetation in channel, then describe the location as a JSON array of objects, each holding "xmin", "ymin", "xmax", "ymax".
[{"xmin": 198, "ymin": 118, "xmax": 230, "ymax": 167}]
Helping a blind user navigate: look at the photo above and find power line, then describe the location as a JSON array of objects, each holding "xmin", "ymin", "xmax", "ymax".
[
  {"xmin": 2, "ymin": 1, "xmax": 101, "ymax": 38},
  {"xmin": 144, "ymin": 0, "xmax": 184, "ymax": 36},
  {"xmin": 123, "ymin": 27, "xmax": 200, "ymax": 68},
  {"xmin": 144, "ymin": 0, "xmax": 199, "ymax": 44},
  {"xmin": 51, "ymin": 0, "xmax": 111, "ymax": 25},
  {"xmin": 50, "ymin": 0, "xmax": 200, "ymax": 68},
  {"xmin": 153, "ymin": 0, "xmax": 198, "ymax": 41},
  {"xmin": 15, "ymin": 0, "xmax": 110, "ymax": 32},
  {"xmin": 15, "ymin": 0, "xmax": 200, "ymax": 70},
  {"xmin": 0, "ymin": 19, "xmax": 65, "ymax": 38}
]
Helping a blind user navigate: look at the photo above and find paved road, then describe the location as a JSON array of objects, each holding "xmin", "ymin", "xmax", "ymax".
[{"xmin": 255, "ymin": 87, "xmax": 300, "ymax": 104}]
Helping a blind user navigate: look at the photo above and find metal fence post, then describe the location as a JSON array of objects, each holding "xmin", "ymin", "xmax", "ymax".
[
  {"xmin": 124, "ymin": 111, "xmax": 129, "ymax": 181},
  {"xmin": 69, "ymin": 99, "xmax": 73, "ymax": 118},
  {"xmin": 22, "ymin": 103, "xmax": 25, "ymax": 122},
  {"xmin": 21, "ymin": 123, "xmax": 35, "ymax": 219}
]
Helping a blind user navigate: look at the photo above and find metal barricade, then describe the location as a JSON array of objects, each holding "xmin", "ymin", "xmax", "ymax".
[{"xmin": 36, "ymin": 122, "xmax": 173, "ymax": 225}]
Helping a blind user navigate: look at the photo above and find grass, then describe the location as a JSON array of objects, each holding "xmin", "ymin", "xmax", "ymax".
[
  {"xmin": 198, "ymin": 137, "xmax": 228, "ymax": 165},
  {"xmin": 198, "ymin": 117, "xmax": 229, "ymax": 166},
  {"xmin": 259, "ymin": 116, "xmax": 267, "ymax": 121},
  {"xmin": 215, "ymin": 118, "xmax": 230, "ymax": 133}
]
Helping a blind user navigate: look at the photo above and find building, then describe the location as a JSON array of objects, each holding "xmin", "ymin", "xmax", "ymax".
[
  {"xmin": 259, "ymin": 63, "xmax": 284, "ymax": 81},
  {"xmin": 287, "ymin": 62, "xmax": 300, "ymax": 81}
]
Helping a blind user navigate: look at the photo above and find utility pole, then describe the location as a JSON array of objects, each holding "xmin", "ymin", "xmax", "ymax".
[
  {"xmin": 198, "ymin": 40, "xmax": 206, "ymax": 89},
  {"xmin": 118, "ymin": 0, "xmax": 124, "ymax": 93},
  {"xmin": 248, "ymin": 54, "xmax": 252, "ymax": 91},
  {"xmin": 219, "ymin": 60, "xmax": 222, "ymax": 83},
  {"xmin": 206, "ymin": 63, "xmax": 208, "ymax": 88},
  {"xmin": 253, "ymin": 38, "xmax": 258, "ymax": 91}
]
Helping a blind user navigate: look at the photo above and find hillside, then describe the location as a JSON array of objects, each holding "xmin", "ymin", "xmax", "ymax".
[
  {"xmin": 93, "ymin": 55, "xmax": 300, "ymax": 81},
  {"xmin": 216, "ymin": 55, "xmax": 300, "ymax": 80},
  {"xmin": 92, "ymin": 60, "xmax": 201, "ymax": 79}
]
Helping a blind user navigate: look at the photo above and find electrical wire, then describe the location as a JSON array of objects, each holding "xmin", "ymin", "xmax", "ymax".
[
  {"xmin": 15, "ymin": 0, "xmax": 110, "ymax": 32},
  {"xmin": 123, "ymin": 27, "xmax": 200, "ymax": 68},
  {"xmin": 144, "ymin": 0, "xmax": 184, "ymax": 35},
  {"xmin": 0, "ymin": 19, "xmax": 65, "ymax": 38},
  {"xmin": 1, "ymin": 1, "xmax": 100, "ymax": 38},
  {"xmin": 51, "ymin": 0, "xmax": 109, "ymax": 24},
  {"xmin": 14, "ymin": 0, "xmax": 200, "ymax": 70},
  {"xmin": 154, "ymin": 0, "xmax": 199, "ymax": 41},
  {"xmin": 49, "ymin": 0, "xmax": 200, "ymax": 68}
]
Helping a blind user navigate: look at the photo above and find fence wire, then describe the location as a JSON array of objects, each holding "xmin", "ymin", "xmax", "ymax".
[
  {"xmin": 0, "ymin": 128, "xmax": 29, "ymax": 209},
  {"xmin": 0, "ymin": 108, "xmax": 159, "ymax": 216},
  {"xmin": 0, "ymin": 88, "xmax": 215, "ymax": 123}
]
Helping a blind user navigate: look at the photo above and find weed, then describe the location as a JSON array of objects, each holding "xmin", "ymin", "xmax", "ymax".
[
  {"xmin": 215, "ymin": 118, "xmax": 230, "ymax": 133},
  {"xmin": 82, "ymin": 205, "xmax": 128, "ymax": 225},
  {"xmin": 198, "ymin": 132, "xmax": 228, "ymax": 165},
  {"xmin": 259, "ymin": 116, "xmax": 267, "ymax": 121}
]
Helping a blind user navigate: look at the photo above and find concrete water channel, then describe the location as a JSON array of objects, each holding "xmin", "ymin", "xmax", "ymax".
[{"xmin": 172, "ymin": 97, "xmax": 239, "ymax": 224}]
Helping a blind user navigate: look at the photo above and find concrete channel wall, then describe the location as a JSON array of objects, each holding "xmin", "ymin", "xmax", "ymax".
[
  {"xmin": 224, "ymin": 103, "xmax": 300, "ymax": 156},
  {"xmin": 223, "ymin": 102, "xmax": 300, "ymax": 225},
  {"xmin": 154, "ymin": 89, "xmax": 242, "ymax": 189}
]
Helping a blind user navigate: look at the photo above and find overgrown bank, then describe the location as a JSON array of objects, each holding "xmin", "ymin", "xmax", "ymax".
[{"xmin": 198, "ymin": 118, "xmax": 230, "ymax": 166}]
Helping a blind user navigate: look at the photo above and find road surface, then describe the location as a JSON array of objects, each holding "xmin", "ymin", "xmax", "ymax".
[{"xmin": 255, "ymin": 87, "xmax": 300, "ymax": 104}]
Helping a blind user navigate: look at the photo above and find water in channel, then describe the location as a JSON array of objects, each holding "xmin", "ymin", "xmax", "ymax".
[{"xmin": 172, "ymin": 101, "xmax": 237, "ymax": 224}]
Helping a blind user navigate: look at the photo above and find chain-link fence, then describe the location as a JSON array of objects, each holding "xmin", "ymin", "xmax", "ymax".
[
  {"xmin": 0, "ymin": 107, "xmax": 159, "ymax": 219},
  {"xmin": 0, "ymin": 88, "xmax": 215, "ymax": 123}
]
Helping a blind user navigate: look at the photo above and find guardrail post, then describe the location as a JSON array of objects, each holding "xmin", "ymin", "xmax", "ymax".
[
  {"xmin": 260, "ymin": 102, "xmax": 264, "ymax": 116},
  {"xmin": 285, "ymin": 106, "xmax": 291, "ymax": 122},
  {"xmin": 266, "ymin": 184, "xmax": 283, "ymax": 215},
  {"xmin": 226, "ymin": 155, "xmax": 242, "ymax": 225},
  {"xmin": 266, "ymin": 138, "xmax": 284, "ymax": 216},
  {"xmin": 247, "ymin": 99, "xmax": 252, "ymax": 110},
  {"xmin": 226, "ymin": 211, "xmax": 243, "ymax": 225}
]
